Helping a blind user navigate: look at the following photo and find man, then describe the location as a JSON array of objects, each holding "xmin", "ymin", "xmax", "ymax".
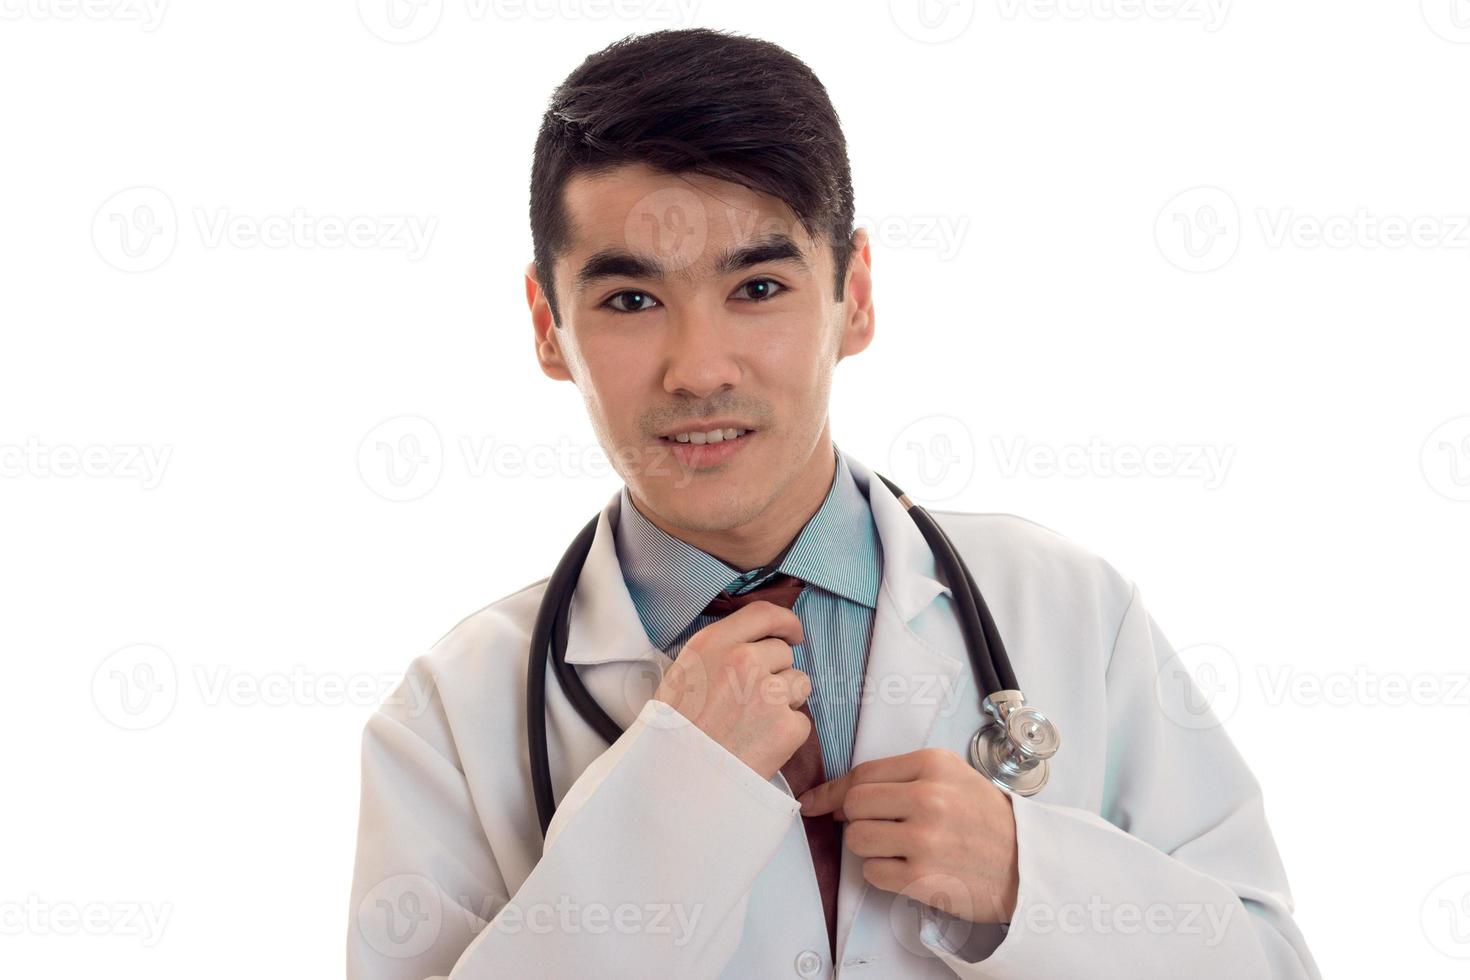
[{"xmin": 347, "ymin": 27, "xmax": 1320, "ymax": 979}]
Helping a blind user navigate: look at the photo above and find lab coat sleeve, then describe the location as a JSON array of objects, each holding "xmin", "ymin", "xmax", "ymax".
[
  {"xmin": 346, "ymin": 657, "xmax": 802, "ymax": 980},
  {"xmin": 918, "ymin": 582, "xmax": 1322, "ymax": 979}
]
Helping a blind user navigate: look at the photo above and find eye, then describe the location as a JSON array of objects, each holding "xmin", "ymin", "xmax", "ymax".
[
  {"xmin": 601, "ymin": 290, "xmax": 661, "ymax": 314},
  {"xmin": 735, "ymin": 278, "xmax": 786, "ymax": 302}
]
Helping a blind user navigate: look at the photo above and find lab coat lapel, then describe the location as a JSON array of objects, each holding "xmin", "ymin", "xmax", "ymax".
[
  {"xmin": 834, "ymin": 450, "xmax": 969, "ymax": 967},
  {"xmin": 559, "ymin": 491, "xmax": 671, "ymax": 730}
]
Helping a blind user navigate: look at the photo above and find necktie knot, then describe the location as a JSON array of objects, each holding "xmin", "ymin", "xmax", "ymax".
[{"xmin": 702, "ymin": 572, "xmax": 806, "ymax": 616}]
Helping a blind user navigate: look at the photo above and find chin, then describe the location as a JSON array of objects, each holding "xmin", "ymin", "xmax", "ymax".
[{"xmin": 646, "ymin": 480, "xmax": 761, "ymax": 534}]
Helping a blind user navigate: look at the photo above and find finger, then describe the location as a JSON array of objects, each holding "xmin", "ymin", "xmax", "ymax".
[
  {"xmin": 803, "ymin": 749, "xmax": 940, "ymax": 816},
  {"xmin": 838, "ymin": 749, "xmax": 935, "ymax": 790},
  {"xmin": 860, "ymin": 857, "xmax": 912, "ymax": 895},
  {"xmin": 706, "ymin": 600, "xmax": 804, "ymax": 648},
  {"xmin": 771, "ymin": 667, "xmax": 811, "ymax": 708},
  {"xmin": 745, "ymin": 636, "xmax": 796, "ymax": 674},
  {"xmin": 834, "ymin": 781, "xmax": 915, "ymax": 822},
  {"xmin": 843, "ymin": 818, "xmax": 912, "ymax": 860},
  {"xmin": 798, "ymin": 772, "xmax": 848, "ymax": 817},
  {"xmin": 750, "ymin": 666, "xmax": 806, "ymax": 709}
]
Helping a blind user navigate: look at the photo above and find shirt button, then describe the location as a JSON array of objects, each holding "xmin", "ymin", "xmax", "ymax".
[{"xmin": 795, "ymin": 949, "xmax": 823, "ymax": 977}]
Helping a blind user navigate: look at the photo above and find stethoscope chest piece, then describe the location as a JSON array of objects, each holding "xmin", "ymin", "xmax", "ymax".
[{"xmin": 969, "ymin": 690, "xmax": 1060, "ymax": 797}]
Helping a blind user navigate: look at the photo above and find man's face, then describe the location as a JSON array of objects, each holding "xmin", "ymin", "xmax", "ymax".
[{"xmin": 526, "ymin": 162, "xmax": 873, "ymax": 536}]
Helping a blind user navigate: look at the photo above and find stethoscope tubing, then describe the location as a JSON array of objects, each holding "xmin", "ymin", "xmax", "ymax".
[
  {"xmin": 527, "ymin": 476, "xmax": 1021, "ymax": 839},
  {"xmin": 873, "ymin": 474, "xmax": 1018, "ymax": 694}
]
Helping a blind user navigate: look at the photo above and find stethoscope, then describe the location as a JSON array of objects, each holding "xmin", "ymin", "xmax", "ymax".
[{"xmin": 527, "ymin": 472, "xmax": 1061, "ymax": 839}]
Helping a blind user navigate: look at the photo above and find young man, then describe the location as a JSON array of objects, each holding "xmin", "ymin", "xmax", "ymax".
[{"xmin": 347, "ymin": 28, "xmax": 1320, "ymax": 979}]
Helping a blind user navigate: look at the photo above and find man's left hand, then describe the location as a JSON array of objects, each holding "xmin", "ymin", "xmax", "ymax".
[{"xmin": 798, "ymin": 747, "xmax": 1019, "ymax": 924}]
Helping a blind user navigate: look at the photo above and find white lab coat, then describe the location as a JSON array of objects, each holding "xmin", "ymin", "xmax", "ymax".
[{"xmin": 346, "ymin": 451, "xmax": 1321, "ymax": 979}]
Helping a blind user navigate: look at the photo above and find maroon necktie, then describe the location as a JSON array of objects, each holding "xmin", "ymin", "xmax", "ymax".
[{"xmin": 701, "ymin": 573, "xmax": 841, "ymax": 963}]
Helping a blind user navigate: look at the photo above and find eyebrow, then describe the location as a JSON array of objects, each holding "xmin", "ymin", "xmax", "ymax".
[{"xmin": 572, "ymin": 233, "xmax": 810, "ymax": 295}]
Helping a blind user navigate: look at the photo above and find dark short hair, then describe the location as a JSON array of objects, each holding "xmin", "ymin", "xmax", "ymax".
[{"xmin": 529, "ymin": 27, "xmax": 856, "ymax": 328}]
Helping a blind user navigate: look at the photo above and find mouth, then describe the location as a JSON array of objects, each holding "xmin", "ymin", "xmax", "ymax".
[
  {"xmin": 654, "ymin": 425, "xmax": 758, "ymax": 469},
  {"xmin": 656, "ymin": 425, "xmax": 755, "ymax": 446}
]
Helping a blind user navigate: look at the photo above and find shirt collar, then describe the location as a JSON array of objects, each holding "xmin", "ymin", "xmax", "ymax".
[{"xmin": 613, "ymin": 442, "xmax": 882, "ymax": 650}]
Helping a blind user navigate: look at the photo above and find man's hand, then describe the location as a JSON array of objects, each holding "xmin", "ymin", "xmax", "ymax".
[
  {"xmin": 652, "ymin": 601, "xmax": 813, "ymax": 781},
  {"xmin": 798, "ymin": 748, "xmax": 1019, "ymax": 924}
]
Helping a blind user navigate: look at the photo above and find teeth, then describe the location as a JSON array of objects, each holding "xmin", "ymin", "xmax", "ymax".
[{"xmin": 669, "ymin": 427, "xmax": 747, "ymax": 444}]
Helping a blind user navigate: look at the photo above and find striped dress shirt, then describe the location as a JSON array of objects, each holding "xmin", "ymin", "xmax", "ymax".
[{"xmin": 612, "ymin": 443, "xmax": 884, "ymax": 782}]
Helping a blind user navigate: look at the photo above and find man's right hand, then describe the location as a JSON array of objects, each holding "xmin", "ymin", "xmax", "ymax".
[{"xmin": 652, "ymin": 601, "xmax": 812, "ymax": 780}]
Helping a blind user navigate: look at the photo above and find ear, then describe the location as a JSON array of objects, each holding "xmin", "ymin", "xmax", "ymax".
[
  {"xmin": 837, "ymin": 227, "xmax": 874, "ymax": 361},
  {"xmin": 527, "ymin": 260, "xmax": 573, "ymax": 382}
]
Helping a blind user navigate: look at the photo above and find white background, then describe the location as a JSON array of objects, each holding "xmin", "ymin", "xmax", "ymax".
[{"xmin": 3, "ymin": 1, "xmax": 1468, "ymax": 976}]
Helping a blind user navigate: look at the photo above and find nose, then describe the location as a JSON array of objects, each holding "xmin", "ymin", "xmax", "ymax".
[{"xmin": 660, "ymin": 310, "xmax": 742, "ymax": 400}]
